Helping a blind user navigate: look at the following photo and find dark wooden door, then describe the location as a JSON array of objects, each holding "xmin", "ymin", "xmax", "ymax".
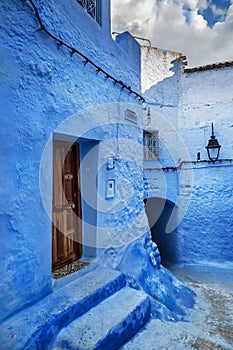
[{"xmin": 52, "ymin": 141, "xmax": 82, "ymax": 270}]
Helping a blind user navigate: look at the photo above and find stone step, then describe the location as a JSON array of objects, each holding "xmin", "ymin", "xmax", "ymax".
[
  {"xmin": 52, "ymin": 287, "xmax": 151, "ymax": 350},
  {"xmin": 0, "ymin": 268, "xmax": 126, "ymax": 350}
]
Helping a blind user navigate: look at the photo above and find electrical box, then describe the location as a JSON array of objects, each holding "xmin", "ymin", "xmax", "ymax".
[
  {"xmin": 106, "ymin": 179, "xmax": 115, "ymax": 199},
  {"xmin": 107, "ymin": 156, "xmax": 115, "ymax": 170}
]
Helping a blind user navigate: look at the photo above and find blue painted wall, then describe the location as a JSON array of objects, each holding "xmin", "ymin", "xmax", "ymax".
[
  {"xmin": 142, "ymin": 48, "xmax": 233, "ymax": 265},
  {"xmin": 177, "ymin": 66, "xmax": 233, "ymax": 263},
  {"xmin": 1, "ymin": 0, "xmax": 232, "ymax": 325},
  {"xmin": 0, "ymin": 0, "xmax": 144, "ymax": 321},
  {"xmin": 178, "ymin": 164, "xmax": 233, "ymax": 263}
]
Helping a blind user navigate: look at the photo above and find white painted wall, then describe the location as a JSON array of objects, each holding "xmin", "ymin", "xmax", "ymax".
[{"xmin": 141, "ymin": 46, "xmax": 182, "ymax": 93}]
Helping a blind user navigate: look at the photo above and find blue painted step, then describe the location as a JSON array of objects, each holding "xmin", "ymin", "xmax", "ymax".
[
  {"xmin": 52, "ymin": 287, "xmax": 151, "ymax": 350},
  {"xmin": 0, "ymin": 268, "xmax": 126, "ymax": 350}
]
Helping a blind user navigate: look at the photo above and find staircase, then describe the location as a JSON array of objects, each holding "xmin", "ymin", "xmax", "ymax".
[
  {"xmin": 52, "ymin": 286, "xmax": 150, "ymax": 350},
  {"xmin": 0, "ymin": 268, "xmax": 151, "ymax": 350}
]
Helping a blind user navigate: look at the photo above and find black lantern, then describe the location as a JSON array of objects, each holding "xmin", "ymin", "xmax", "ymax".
[{"xmin": 206, "ymin": 123, "xmax": 221, "ymax": 163}]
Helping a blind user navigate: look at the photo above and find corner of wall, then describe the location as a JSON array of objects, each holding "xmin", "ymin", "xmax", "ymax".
[{"xmin": 115, "ymin": 32, "xmax": 141, "ymax": 81}]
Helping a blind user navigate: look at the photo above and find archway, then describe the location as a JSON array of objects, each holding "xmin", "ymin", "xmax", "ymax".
[{"xmin": 144, "ymin": 197, "xmax": 179, "ymax": 265}]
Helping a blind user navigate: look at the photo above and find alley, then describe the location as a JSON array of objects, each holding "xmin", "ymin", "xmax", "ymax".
[{"xmin": 122, "ymin": 264, "xmax": 233, "ymax": 350}]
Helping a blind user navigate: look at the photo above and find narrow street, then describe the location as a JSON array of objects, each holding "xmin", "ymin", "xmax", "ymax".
[{"xmin": 122, "ymin": 264, "xmax": 233, "ymax": 350}]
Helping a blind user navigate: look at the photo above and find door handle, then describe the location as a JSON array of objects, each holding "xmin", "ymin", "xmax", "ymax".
[
  {"xmin": 69, "ymin": 203, "xmax": 76, "ymax": 209},
  {"xmin": 64, "ymin": 173, "xmax": 73, "ymax": 181}
]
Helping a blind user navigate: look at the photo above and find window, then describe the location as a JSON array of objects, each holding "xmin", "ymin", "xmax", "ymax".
[
  {"xmin": 143, "ymin": 131, "xmax": 160, "ymax": 160},
  {"xmin": 77, "ymin": 0, "xmax": 101, "ymax": 24}
]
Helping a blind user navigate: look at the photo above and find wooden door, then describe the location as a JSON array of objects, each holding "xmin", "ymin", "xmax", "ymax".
[{"xmin": 52, "ymin": 141, "xmax": 82, "ymax": 270}]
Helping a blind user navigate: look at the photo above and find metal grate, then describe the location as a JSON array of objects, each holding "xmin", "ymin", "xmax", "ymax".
[
  {"xmin": 77, "ymin": 0, "xmax": 101, "ymax": 24},
  {"xmin": 143, "ymin": 131, "xmax": 160, "ymax": 160}
]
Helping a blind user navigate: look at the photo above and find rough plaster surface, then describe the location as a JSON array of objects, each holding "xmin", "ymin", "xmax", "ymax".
[
  {"xmin": 0, "ymin": 257, "xmax": 196, "ymax": 350},
  {"xmin": 141, "ymin": 43, "xmax": 233, "ymax": 266},
  {"xmin": 179, "ymin": 66, "xmax": 233, "ymax": 160},
  {"xmin": 0, "ymin": 0, "xmax": 143, "ymax": 321},
  {"xmin": 177, "ymin": 67, "xmax": 233, "ymax": 264},
  {"xmin": 122, "ymin": 264, "xmax": 233, "ymax": 350},
  {"xmin": 117, "ymin": 233, "xmax": 195, "ymax": 322},
  {"xmin": 52, "ymin": 287, "xmax": 150, "ymax": 350},
  {"xmin": 178, "ymin": 164, "xmax": 233, "ymax": 263},
  {"xmin": 0, "ymin": 268, "xmax": 127, "ymax": 349},
  {"xmin": 141, "ymin": 46, "xmax": 182, "ymax": 94},
  {"xmin": 1, "ymin": 1, "xmax": 232, "ymax": 345}
]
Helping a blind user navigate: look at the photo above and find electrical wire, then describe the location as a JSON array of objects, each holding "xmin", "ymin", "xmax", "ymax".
[{"xmin": 22, "ymin": 0, "xmax": 145, "ymax": 103}]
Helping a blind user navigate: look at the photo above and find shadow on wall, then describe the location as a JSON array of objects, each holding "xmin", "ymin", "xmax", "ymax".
[
  {"xmin": 144, "ymin": 197, "xmax": 179, "ymax": 265},
  {"xmin": 143, "ymin": 58, "xmax": 182, "ymax": 108}
]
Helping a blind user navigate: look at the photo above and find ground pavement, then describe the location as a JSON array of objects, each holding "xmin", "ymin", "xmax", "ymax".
[{"xmin": 121, "ymin": 263, "xmax": 233, "ymax": 350}]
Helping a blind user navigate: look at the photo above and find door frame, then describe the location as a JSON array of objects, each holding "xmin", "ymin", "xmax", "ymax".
[{"xmin": 52, "ymin": 140, "xmax": 82, "ymax": 271}]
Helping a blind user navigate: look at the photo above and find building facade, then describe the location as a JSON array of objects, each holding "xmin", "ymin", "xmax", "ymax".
[
  {"xmin": 142, "ymin": 46, "xmax": 233, "ymax": 265},
  {"xmin": 1, "ymin": 0, "xmax": 232, "ymax": 334},
  {"xmin": 0, "ymin": 0, "xmax": 148, "ymax": 322}
]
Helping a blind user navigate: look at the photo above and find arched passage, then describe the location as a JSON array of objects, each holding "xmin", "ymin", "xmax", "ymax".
[{"xmin": 144, "ymin": 197, "xmax": 179, "ymax": 265}]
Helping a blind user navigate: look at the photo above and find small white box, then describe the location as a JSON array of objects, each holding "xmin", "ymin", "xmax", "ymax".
[{"xmin": 106, "ymin": 179, "xmax": 115, "ymax": 199}]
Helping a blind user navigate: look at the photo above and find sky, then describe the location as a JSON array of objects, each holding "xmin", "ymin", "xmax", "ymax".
[{"xmin": 111, "ymin": 0, "xmax": 233, "ymax": 67}]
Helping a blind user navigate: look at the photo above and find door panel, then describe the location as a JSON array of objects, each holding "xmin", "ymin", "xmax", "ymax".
[{"xmin": 52, "ymin": 141, "xmax": 82, "ymax": 270}]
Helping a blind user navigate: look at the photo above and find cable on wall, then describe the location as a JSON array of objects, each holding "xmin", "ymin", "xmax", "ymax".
[{"xmin": 22, "ymin": 0, "xmax": 145, "ymax": 103}]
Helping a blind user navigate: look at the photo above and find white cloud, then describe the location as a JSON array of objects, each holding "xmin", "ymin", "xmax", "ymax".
[
  {"xmin": 209, "ymin": 4, "xmax": 233, "ymax": 61},
  {"xmin": 197, "ymin": 0, "xmax": 208, "ymax": 9},
  {"xmin": 111, "ymin": 0, "xmax": 233, "ymax": 67}
]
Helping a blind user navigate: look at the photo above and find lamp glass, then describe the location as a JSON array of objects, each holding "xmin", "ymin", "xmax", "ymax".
[
  {"xmin": 205, "ymin": 123, "xmax": 221, "ymax": 163},
  {"xmin": 206, "ymin": 146, "xmax": 220, "ymax": 163}
]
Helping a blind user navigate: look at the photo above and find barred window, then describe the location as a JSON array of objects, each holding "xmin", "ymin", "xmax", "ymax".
[
  {"xmin": 143, "ymin": 131, "xmax": 160, "ymax": 160},
  {"xmin": 77, "ymin": 0, "xmax": 101, "ymax": 24}
]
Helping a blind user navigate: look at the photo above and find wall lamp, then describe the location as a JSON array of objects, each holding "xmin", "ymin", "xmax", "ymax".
[{"xmin": 206, "ymin": 123, "xmax": 221, "ymax": 163}]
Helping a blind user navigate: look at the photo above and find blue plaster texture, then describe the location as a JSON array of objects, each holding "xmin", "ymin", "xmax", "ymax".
[
  {"xmin": 52, "ymin": 287, "xmax": 151, "ymax": 350},
  {"xmin": 179, "ymin": 66, "xmax": 233, "ymax": 161},
  {"xmin": 177, "ymin": 65, "xmax": 233, "ymax": 264},
  {"xmin": 1, "ymin": 0, "xmax": 223, "ymax": 342},
  {"xmin": 142, "ymin": 54, "xmax": 185, "ymax": 207},
  {"xmin": 143, "ymin": 167, "xmax": 179, "ymax": 205},
  {"xmin": 45, "ymin": 112, "xmax": 149, "ymax": 253},
  {"xmin": 0, "ymin": 268, "xmax": 126, "ymax": 350},
  {"xmin": 142, "ymin": 48, "xmax": 233, "ymax": 266},
  {"xmin": 0, "ymin": 0, "xmax": 143, "ymax": 321},
  {"xmin": 117, "ymin": 233, "xmax": 196, "ymax": 322},
  {"xmin": 177, "ymin": 164, "xmax": 233, "ymax": 264}
]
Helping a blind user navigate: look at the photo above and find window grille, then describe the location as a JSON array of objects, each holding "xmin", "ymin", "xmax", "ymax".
[
  {"xmin": 77, "ymin": 0, "xmax": 101, "ymax": 24},
  {"xmin": 143, "ymin": 131, "xmax": 160, "ymax": 160}
]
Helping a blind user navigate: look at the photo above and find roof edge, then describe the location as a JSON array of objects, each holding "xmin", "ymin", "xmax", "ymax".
[{"xmin": 185, "ymin": 61, "xmax": 233, "ymax": 73}]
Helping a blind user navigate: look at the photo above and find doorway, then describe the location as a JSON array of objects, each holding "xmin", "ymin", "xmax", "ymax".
[
  {"xmin": 52, "ymin": 141, "xmax": 82, "ymax": 270},
  {"xmin": 144, "ymin": 197, "xmax": 178, "ymax": 265}
]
